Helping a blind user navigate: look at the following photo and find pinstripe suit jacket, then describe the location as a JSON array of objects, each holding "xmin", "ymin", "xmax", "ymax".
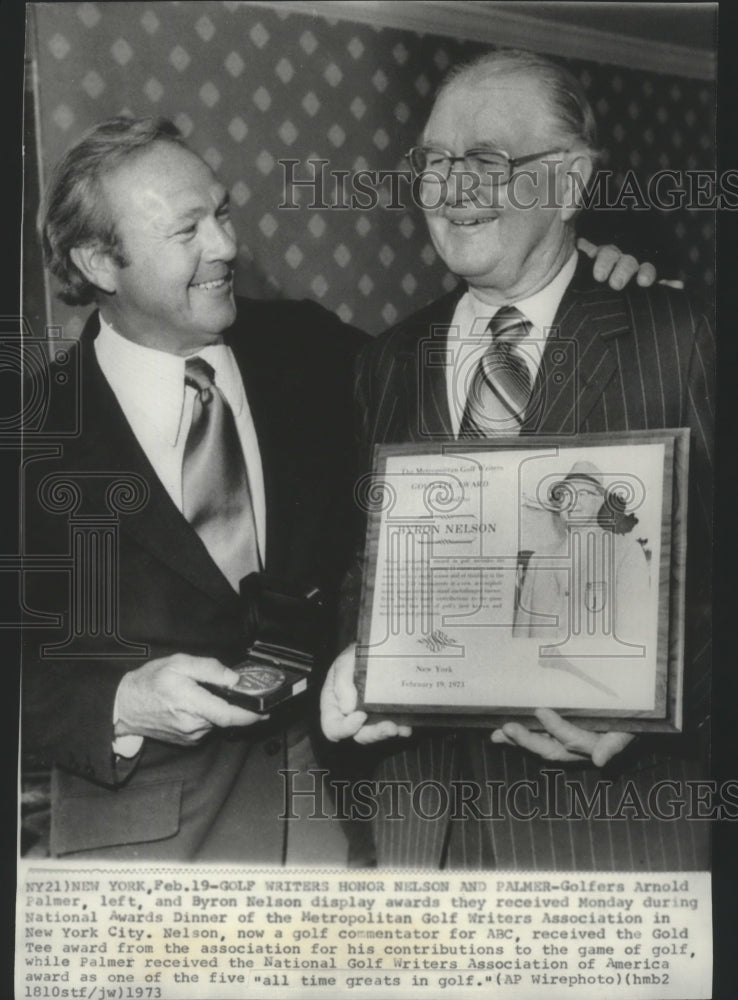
[{"xmin": 348, "ymin": 255, "xmax": 714, "ymax": 870}]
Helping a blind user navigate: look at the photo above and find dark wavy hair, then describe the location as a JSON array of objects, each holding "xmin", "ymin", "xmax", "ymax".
[
  {"xmin": 39, "ymin": 116, "xmax": 187, "ymax": 305},
  {"xmin": 598, "ymin": 489, "xmax": 639, "ymax": 535}
]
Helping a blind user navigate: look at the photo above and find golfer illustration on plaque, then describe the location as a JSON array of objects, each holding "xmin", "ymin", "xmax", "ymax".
[{"xmin": 512, "ymin": 460, "xmax": 652, "ymax": 698}]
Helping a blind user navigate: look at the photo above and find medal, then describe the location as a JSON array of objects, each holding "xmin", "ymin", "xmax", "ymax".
[{"xmin": 232, "ymin": 663, "xmax": 286, "ymax": 696}]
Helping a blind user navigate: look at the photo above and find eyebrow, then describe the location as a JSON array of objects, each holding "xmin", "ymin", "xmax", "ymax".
[{"xmin": 169, "ymin": 189, "xmax": 230, "ymax": 227}]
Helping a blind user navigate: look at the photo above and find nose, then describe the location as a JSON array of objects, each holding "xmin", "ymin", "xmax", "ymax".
[
  {"xmin": 203, "ymin": 216, "xmax": 237, "ymax": 262},
  {"xmin": 445, "ymin": 157, "xmax": 477, "ymax": 205}
]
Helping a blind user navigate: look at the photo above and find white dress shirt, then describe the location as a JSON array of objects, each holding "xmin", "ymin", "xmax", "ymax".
[
  {"xmin": 445, "ymin": 251, "xmax": 578, "ymax": 436},
  {"xmin": 95, "ymin": 316, "xmax": 266, "ymax": 757},
  {"xmin": 95, "ymin": 315, "xmax": 267, "ymax": 561}
]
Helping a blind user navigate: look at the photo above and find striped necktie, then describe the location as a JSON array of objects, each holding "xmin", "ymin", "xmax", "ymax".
[
  {"xmin": 459, "ymin": 305, "xmax": 533, "ymax": 437},
  {"xmin": 183, "ymin": 356, "xmax": 260, "ymax": 590}
]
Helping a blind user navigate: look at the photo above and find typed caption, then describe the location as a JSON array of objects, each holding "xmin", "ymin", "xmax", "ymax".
[{"xmin": 17, "ymin": 866, "xmax": 711, "ymax": 999}]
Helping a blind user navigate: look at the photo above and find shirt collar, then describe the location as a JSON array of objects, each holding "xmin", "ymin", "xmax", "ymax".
[
  {"xmin": 465, "ymin": 249, "xmax": 578, "ymax": 335},
  {"xmin": 95, "ymin": 315, "xmax": 244, "ymax": 446}
]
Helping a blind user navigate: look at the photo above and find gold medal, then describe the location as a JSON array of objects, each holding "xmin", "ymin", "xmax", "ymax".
[{"xmin": 232, "ymin": 663, "xmax": 286, "ymax": 696}]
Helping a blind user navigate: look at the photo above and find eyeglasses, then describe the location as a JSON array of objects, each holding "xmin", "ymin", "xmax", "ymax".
[{"xmin": 405, "ymin": 146, "xmax": 567, "ymax": 186}]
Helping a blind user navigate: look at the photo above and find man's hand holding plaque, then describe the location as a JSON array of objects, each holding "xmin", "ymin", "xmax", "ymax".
[
  {"xmin": 320, "ymin": 646, "xmax": 633, "ymax": 767},
  {"xmin": 490, "ymin": 708, "xmax": 634, "ymax": 767},
  {"xmin": 321, "ymin": 644, "xmax": 412, "ymax": 745}
]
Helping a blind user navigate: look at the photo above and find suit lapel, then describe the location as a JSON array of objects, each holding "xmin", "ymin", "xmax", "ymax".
[
  {"xmin": 229, "ymin": 336, "xmax": 278, "ymax": 564},
  {"xmin": 398, "ymin": 271, "xmax": 632, "ymax": 442},
  {"xmin": 523, "ymin": 259, "xmax": 631, "ymax": 435},
  {"xmin": 397, "ymin": 290, "xmax": 460, "ymax": 442},
  {"xmin": 77, "ymin": 318, "xmax": 240, "ymax": 608}
]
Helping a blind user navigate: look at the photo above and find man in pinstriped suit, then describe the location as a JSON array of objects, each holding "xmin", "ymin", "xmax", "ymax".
[{"xmin": 322, "ymin": 49, "xmax": 714, "ymax": 870}]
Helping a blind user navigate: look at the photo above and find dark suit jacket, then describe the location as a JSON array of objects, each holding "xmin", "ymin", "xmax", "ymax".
[
  {"xmin": 22, "ymin": 297, "xmax": 366, "ymax": 859},
  {"xmin": 346, "ymin": 254, "xmax": 714, "ymax": 869}
]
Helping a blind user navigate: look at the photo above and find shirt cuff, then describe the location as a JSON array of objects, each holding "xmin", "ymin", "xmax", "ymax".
[{"xmin": 112, "ymin": 687, "xmax": 144, "ymax": 758}]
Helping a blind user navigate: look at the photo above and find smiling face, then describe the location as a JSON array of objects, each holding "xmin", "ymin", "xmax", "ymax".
[
  {"xmin": 420, "ymin": 71, "xmax": 581, "ymax": 304},
  {"xmin": 97, "ymin": 141, "xmax": 237, "ymax": 354}
]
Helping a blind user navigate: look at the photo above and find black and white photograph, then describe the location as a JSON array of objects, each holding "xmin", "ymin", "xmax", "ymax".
[{"xmin": 13, "ymin": 2, "xmax": 724, "ymax": 998}]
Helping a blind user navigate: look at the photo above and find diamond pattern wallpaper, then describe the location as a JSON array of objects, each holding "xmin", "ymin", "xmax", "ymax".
[{"xmin": 27, "ymin": 2, "xmax": 715, "ymax": 337}]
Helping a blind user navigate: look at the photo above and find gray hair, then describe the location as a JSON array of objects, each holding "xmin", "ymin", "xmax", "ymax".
[
  {"xmin": 436, "ymin": 49, "xmax": 599, "ymax": 160},
  {"xmin": 40, "ymin": 116, "xmax": 188, "ymax": 305}
]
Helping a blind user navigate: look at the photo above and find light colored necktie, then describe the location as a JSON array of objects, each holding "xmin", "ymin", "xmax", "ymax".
[
  {"xmin": 183, "ymin": 357, "xmax": 260, "ymax": 590},
  {"xmin": 459, "ymin": 305, "xmax": 533, "ymax": 437}
]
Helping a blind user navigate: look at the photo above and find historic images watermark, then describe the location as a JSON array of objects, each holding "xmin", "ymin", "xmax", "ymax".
[
  {"xmin": 8, "ymin": 316, "xmax": 150, "ymax": 652},
  {"xmin": 280, "ymin": 769, "xmax": 738, "ymax": 824},
  {"xmin": 278, "ymin": 159, "xmax": 735, "ymax": 213}
]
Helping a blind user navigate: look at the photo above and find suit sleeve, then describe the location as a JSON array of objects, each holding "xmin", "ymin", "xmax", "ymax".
[
  {"xmin": 20, "ymin": 385, "xmax": 144, "ymax": 790},
  {"xmin": 294, "ymin": 301, "xmax": 370, "ymax": 657},
  {"xmin": 22, "ymin": 636, "xmax": 142, "ymax": 789},
  {"xmin": 681, "ymin": 305, "xmax": 715, "ymax": 745},
  {"xmin": 337, "ymin": 338, "xmax": 379, "ymax": 649}
]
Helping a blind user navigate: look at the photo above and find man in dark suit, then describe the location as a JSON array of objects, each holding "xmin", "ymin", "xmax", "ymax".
[
  {"xmin": 322, "ymin": 49, "xmax": 713, "ymax": 870},
  {"xmin": 22, "ymin": 117, "xmax": 364, "ymax": 860}
]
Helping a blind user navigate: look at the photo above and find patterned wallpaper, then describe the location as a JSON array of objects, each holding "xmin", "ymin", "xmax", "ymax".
[{"xmin": 27, "ymin": 2, "xmax": 715, "ymax": 338}]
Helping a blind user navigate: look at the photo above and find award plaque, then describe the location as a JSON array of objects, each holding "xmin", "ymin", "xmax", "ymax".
[{"xmin": 355, "ymin": 429, "xmax": 689, "ymax": 732}]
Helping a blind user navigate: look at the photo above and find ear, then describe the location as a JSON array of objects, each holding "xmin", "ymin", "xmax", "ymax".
[
  {"xmin": 560, "ymin": 151, "xmax": 594, "ymax": 222},
  {"xmin": 69, "ymin": 244, "xmax": 119, "ymax": 295}
]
